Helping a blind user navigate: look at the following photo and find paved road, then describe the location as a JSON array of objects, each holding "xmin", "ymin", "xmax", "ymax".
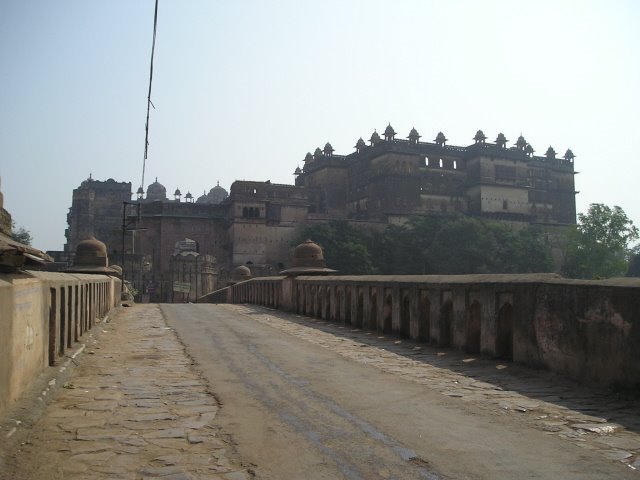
[{"xmin": 163, "ymin": 303, "xmax": 637, "ymax": 480}]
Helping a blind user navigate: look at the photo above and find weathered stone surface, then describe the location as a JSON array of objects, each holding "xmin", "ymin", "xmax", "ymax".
[{"xmin": 3, "ymin": 305, "xmax": 249, "ymax": 480}]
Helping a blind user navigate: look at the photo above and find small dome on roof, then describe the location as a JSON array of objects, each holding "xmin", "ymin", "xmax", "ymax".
[
  {"xmin": 136, "ymin": 186, "xmax": 144, "ymax": 195},
  {"xmin": 313, "ymin": 147, "xmax": 323, "ymax": 158},
  {"xmin": 384, "ymin": 123, "xmax": 396, "ymax": 140},
  {"xmin": 354, "ymin": 137, "xmax": 367, "ymax": 151},
  {"xmin": 203, "ymin": 182, "xmax": 228, "ymax": 204},
  {"xmin": 495, "ymin": 133, "xmax": 508, "ymax": 148},
  {"xmin": 174, "ymin": 188, "xmax": 181, "ymax": 196},
  {"xmin": 545, "ymin": 146, "xmax": 556, "ymax": 159},
  {"xmin": 304, "ymin": 152, "xmax": 313, "ymax": 163},
  {"xmin": 474, "ymin": 130, "xmax": 487, "ymax": 143},
  {"xmin": 185, "ymin": 192, "xmax": 193, "ymax": 199},
  {"xmin": 146, "ymin": 177, "xmax": 167, "ymax": 201},
  {"xmin": 408, "ymin": 127, "xmax": 421, "ymax": 143},
  {"xmin": 369, "ymin": 130, "xmax": 381, "ymax": 145},
  {"xmin": 524, "ymin": 144, "xmax": 535, "ymax": 156},
  {"xmin": 323, "ymin": 142, "xmax": 334, "ymax": 156},
  {"xmin": 564, "ymin": 148, "xmax": 575, "ymax": 161},
  {"xmin": 434, "ymin": 131, "xmax": 447, "ymax": 146},
  {"xmin": 515, "ymin": 135, "xmax": 527, "ymax": 150},
  {"xmin": 294, "ymin": 166, "xmax": 302, "ymax": 175}
]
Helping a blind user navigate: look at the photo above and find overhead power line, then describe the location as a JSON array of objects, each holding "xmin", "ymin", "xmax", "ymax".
[{"xmin": 141, "ymin": 0, "xmax": 159, "ymax": 193}]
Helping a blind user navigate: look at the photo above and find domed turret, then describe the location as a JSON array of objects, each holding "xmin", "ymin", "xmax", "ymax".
[
  {"xmin": 474, "ymin": 130, "xmax": 487, "ymax": 144},
  {"xmin": 146, "ymin": 177, "xmax": 167, "ymax": 202},
  {"xmin": 369, "ymin": 130, "xmax": 381, "ymax": 146},
  {"xmin": 515, "ymin": 135, "xmax": 527, "ymax": 150},
  {"xmin": 304, "ymin": 152, "xmax": 313, "ymax": 163},
  {"xmin": 384, "ymin": 123, "xmax": 396, "ymax": 141},
  {"xmin": 495, "ymin": 133, "xmax": 508, "ymax": 148},
  {"xmin": 354, "ymin": 137, "xmax": 367, "ymax": 152},
  {"xmin": 434, "ymin": 131, "xmax": 447, "ymax": 147},
  {"xmin": 407, "ymin": 127, "xmax": 421, "ymax": 144},
  {"xmin": 136, "ymin": 186, "xmax": 144, "ymax": 199},
  {"xmin": 564, "ymin": 149, "xmax": 575, "ymax": 162},
  {"xmin": 545, "ymin": 146, "xmax": 556, "ymax": 159},
  {"xmin": 323, "ymin": 142, "xmax": 334, "ymax": 156}
]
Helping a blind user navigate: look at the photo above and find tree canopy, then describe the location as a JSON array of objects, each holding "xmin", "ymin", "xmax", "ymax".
[
  {"xmin": 11, "ymin": 222, "xmax": 32, "ymax": 246},
  {"xmin": 294, "ymin": 216, "xmax": 554, "ymax": 275},
  {"xmin": 562, "ymin": 204, "xmax": 638, "ymax": 279}
]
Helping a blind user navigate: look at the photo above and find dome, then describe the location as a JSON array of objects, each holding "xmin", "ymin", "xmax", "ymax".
[
  {"xmin": 196, "ymin": 190, "xmax": 208, "ymax": 204},
  {"xmin": 313, "ymin": 147, "xmax": 323, "ymax": 158},
  {"xmin": 231, "ymin": 265, "xmax": 252, "ymax": 282},
  {"xmin": 293, "ymin": 239, "xmax": 326, "ymax": 268},
  {"xmin": 109, "ymin": 264, "xmax": 123, "ymax": 277},
  {"xmin": 174, "ymin": 188, "xmax": 181, "ymax": 196},
  {"xmin": 146, "ymin": 177, "xmax": 167, "ymax": 202},
  {"xmin": 279, "ymin": 239, "xmax": 337, "ymax": 275},
  {"xmin": 515, "ymin": 135, "xmax": 527, "ymax": 150},
  {"xmin": 354, "ymin": 137, "xmax": 366, "ymax": 151},
  {"xmin": 207, "ymin": 182, "xmax": 228, "ymax": 204},
  {"xmin": 304, "ymin": 152, "xmax": 313, "ymax": 163},
  {"xmin": 434, "ymin": 131, "xmax": 447, "ymax": 146},
  {"xmin": 369, "ymin": 130, "xmax": 381, "ymax": 145},
  {"xmin": 495, "ymin": 133, "xmax": 508, "ymax": 148},
  {"xmin": 323, "ymin": 142, "xmax": 334, "ymax": 156},
  {"xmin": 474, "ymin": 130, "xmax": 487, "ymax": 143},
  {"xmin": 68, "ymin": 236, "xmax": 112, "ymax": 273},
  {"xmin": 407, "ymin": 127, "xmax": 421, "ymax": 143},
  {"xmin": 384, "ymin": 123, "xmax": 396, "ymax": 140}
]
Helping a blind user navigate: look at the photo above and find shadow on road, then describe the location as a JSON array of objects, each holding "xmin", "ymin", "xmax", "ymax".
[{"xmin": 242, "ymin": 305, "xmax": 640, "ymax": 436}]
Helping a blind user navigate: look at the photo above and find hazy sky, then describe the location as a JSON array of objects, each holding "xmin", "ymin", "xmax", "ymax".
[{"xmin": 1, "ymin": 0, "xmax": 639, "ymax": 251}]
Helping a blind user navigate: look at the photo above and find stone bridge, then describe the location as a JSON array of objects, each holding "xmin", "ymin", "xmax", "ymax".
[{"xmin": 212, "ymin": 273, "xmax": 640, "ymax": 389}]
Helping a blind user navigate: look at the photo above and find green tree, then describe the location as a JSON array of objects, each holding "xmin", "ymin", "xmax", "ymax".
[
  {"xmin": 11, "ymin": 221, "xmax": 32, "ymax": 246},
  {"xmin": 626, "ymin": 245, "xmax": 640, "ymax": 277},
  {"xmin": 563, "ymin": 204, "xmax": 639, "ymax": 279}
]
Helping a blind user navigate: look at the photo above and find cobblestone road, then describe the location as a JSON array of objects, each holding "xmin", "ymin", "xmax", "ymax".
[{"xmin": 1, "ymin": 304, "xmax": 252, "ymax": 480}]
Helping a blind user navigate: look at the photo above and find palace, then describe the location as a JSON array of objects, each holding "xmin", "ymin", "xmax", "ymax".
[{"xmin": 56, "ymin": 125, "xmax": 577, "ymax": 301}]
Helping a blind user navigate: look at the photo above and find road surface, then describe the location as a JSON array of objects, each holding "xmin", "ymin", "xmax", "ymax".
[{"xmin": 162, "ymin": 303, "xmax": 636, "ymax": 480}]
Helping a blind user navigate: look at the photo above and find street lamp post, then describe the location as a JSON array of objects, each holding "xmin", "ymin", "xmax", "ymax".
[{"xmin": 121, "ymin": 201, "xmax": 146, "ymax": 297}]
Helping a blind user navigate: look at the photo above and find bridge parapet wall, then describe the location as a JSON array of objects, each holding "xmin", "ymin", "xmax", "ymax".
[
  {"xmin": 0, "ymin": 271, "xmax": 121, "ymax": 417},
  {"xmin": 224, "ymin": 274, "xmax": 640, "ymax": 388}
]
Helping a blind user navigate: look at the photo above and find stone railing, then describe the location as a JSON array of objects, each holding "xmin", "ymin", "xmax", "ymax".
[
  {"xmin": 219, "ymin": 273, "xmax": 640, "ymax": 389},
  {"xmin": 0, "ymin": 271, "xmax": 121, "ymax": 417}
]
